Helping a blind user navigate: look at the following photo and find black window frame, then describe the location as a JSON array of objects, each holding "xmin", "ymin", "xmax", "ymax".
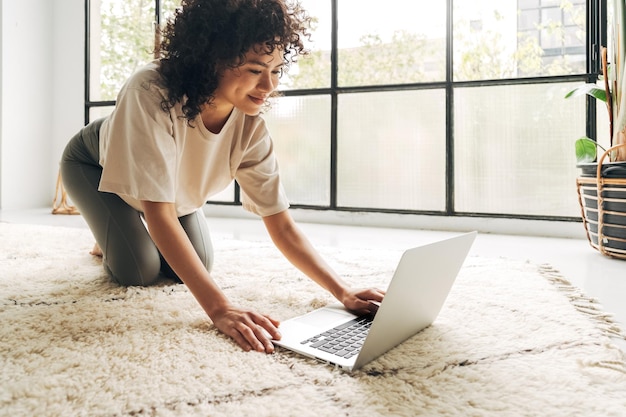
[{"xmin": 84, "ymin": 0, "xmax": 606, "ymax": 222}]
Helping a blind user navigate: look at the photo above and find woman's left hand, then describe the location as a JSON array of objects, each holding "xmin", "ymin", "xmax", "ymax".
[
  {"xmin": 341, "ymin": 287, "xmax": 386, "ymax": 315},
  {"xmin": 262, "ymin": 211, "xmax": 386, "ymax": 316}
]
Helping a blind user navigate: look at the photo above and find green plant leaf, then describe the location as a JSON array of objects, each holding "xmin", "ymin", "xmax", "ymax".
[
  {"xmin": 564, "ymin": 84, "xmax": 607, "ymax": 102},
  {"xmin": 575, "ymin": 137, "xmax": 598, "ymax": 163}
]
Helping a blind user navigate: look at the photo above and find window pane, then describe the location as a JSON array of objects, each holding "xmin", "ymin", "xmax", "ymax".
[
  {"xmin": 337, "ymin": 0, "xmax": 446, "ymax": 87},
  {"xmin": 454, "ymin": 1, "xmax": 585, "ymax": 81},
  {"xmin": 281, "ymin": 0, "xmax": 331, "ymax": 90},
  {"xmin": 337, "ymin": 90, "xmax": 446, "ymax": 211},
  {"xmin": 160, "ymin": 0, "xmax": 179, "ymax": 20},
  {"xmin": 208, "ymin": 182, "xmax": 235, "ymax": 203},
  {"xmin": 89, "ymin": 106, "xmax": 115, "ymax": 122},
  {"xmin": 90, "ymin": 0, "xmax": 157, "ymax": 101},
  {"xmin": 454, "ymin": 82, "xmax": 584, "ymax": 217},
  {"xmin": 263, "ymin": 96, "xmax": 331, "ymax": 206}
]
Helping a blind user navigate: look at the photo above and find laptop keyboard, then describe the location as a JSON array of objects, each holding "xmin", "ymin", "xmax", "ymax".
[{"xmin": 300, "ymin": 316, "xmax": 372, "ymax": 359}]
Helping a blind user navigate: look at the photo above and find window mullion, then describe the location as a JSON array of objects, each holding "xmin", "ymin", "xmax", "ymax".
[{"xmin": 446, "ymin": 0, "xmax": 455, "ymax": 216}]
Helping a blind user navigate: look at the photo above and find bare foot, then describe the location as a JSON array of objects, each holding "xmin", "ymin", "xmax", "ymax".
[{"xmin": 90, "ymin": 242, "xmax": 103, "ymax": 257}]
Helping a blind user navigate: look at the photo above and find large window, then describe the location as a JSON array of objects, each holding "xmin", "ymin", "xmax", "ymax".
[{"xmin": 86, "ymin": 0, "xmax": 599, "ymax": 220}]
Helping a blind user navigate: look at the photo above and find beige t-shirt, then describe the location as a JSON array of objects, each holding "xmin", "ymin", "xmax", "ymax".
[{"xmin": 98, "ymin": 61, "xmax": 289, "ymax": 217}]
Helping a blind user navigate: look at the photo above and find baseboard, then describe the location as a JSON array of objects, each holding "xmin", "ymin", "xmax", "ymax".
[{"xmin": 203, "ymin": 205, "xmax": 587, "ymax": 240}]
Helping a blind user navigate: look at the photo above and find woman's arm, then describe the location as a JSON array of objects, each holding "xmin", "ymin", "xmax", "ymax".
[
  {"xmin": 141, "ymin": 201, "xmax": 281, "ymax": 353},
  {"xmin": 262, "ymin": 210, "xmax": 385, "ymax": 314}
]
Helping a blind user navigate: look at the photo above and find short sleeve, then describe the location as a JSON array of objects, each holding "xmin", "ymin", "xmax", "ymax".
[
  {"xmin": 235, "ymin": 120, "xmax": 290, "ymax": 217},
  {"xmin": 98, "ymin": 74, "xmax": 177, "ymax": 203}
]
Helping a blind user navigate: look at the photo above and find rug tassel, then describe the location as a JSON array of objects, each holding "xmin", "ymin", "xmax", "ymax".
[
  {"xmin": 580, "ymin": 359, "xmax": 626, "ymax": 375},
  {"xmin": 52, "ymin": 169, "xmax": 80, "ymax": 215},
  {"xmin": 538, "ymin": 264, "xmax": 626, "ymax": 344}
]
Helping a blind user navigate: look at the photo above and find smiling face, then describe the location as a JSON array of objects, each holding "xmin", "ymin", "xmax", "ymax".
[{"xmin": 212, "ymin": 45, "xmax": 284, "ymax": 117}]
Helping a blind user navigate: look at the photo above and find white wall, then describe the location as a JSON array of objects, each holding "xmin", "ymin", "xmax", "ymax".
[
  {"xmin": 52, "ymin": 1, "xmax": 85, "ymax": 186},
  {"xmin": 0, "ymin": 0, "xmax": 84, "ymax": 210},
  {"xmin": 0, "ymin": 2, "xmax": 3, "ymax": 207}
]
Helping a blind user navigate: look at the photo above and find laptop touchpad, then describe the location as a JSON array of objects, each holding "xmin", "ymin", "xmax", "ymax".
[{"xmin": 294, "ymin": 308, "xmax": 352, "ymax": 328}]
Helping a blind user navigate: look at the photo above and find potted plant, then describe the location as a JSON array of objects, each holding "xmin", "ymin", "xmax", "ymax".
[{"xmin": 566, "ymin": 40, "xmax": 626, "ymax": 259}]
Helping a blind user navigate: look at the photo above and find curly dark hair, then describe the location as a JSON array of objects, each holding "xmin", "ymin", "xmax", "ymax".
[{"xmin": 157, "ymin": 0, "xmax": 310, "ymax": 122}]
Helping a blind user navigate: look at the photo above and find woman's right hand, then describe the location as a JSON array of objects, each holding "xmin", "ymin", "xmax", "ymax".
[
  {"xmin": 140, "ymin": 201, "xmax": 281, "ymax": 354},
  {"xmin": 210, "ymin": 305, "xmax": 282, "ymax": 353}
]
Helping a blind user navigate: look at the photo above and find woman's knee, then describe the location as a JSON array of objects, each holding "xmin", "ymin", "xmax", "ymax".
[
  {"xmin": 103, "ymin": 245, "xmax": 162, "ymax": 287},
  {"xmin": 180, "ymin": 211, "xmax": 214, "ymax": 272}
]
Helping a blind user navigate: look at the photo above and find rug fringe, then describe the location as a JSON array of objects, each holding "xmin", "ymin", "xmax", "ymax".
[
  {"xmin": 579, "ymin": 359, "xmax": 626, "ymax": 375},
  {"xmin": 538, "ymin": 264, "xmax": 626, "ymax": 344}
]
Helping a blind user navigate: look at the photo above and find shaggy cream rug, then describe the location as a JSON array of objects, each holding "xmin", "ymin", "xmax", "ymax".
[{"xmin": 1, "ymin": 223, "xmax": 626, "ymax": 417}]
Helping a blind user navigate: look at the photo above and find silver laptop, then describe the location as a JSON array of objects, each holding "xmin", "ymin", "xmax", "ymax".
[{"xmin": 273, "ymin": 231, "xmax": 477, "ymax": 372}]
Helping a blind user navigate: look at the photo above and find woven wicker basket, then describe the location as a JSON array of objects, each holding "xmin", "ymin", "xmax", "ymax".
[{"xmin": 576, "ymin": 143, "xmax": 626, "ymax": 260}]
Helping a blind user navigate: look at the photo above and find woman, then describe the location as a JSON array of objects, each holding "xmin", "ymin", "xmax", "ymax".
[{"xmin": 61, "ymin": 0, "xmax": 384, "ymax": 354}]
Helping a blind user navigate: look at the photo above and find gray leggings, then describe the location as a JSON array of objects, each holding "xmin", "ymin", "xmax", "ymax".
[{"xmin": 60, "ymin": 118, "xmax": 214, "ymax": 286}]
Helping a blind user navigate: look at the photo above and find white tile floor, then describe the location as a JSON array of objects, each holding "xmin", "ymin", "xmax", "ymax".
[{"xmin": 2, "ymin": 208, "xmax": 625, "ymax": 350}]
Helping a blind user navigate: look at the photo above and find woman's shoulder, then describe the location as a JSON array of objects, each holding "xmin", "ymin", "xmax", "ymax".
[
  {"xmin": 239, "ymin": 112, "xmax": 270, "ymax": 137},
  {"xmin": 105, "ymin": 61, "xmax": 173, "ymax": 128},
  {"xmin": 121, "ymin": 60, "xmax": 166, "ymax": 96}
]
